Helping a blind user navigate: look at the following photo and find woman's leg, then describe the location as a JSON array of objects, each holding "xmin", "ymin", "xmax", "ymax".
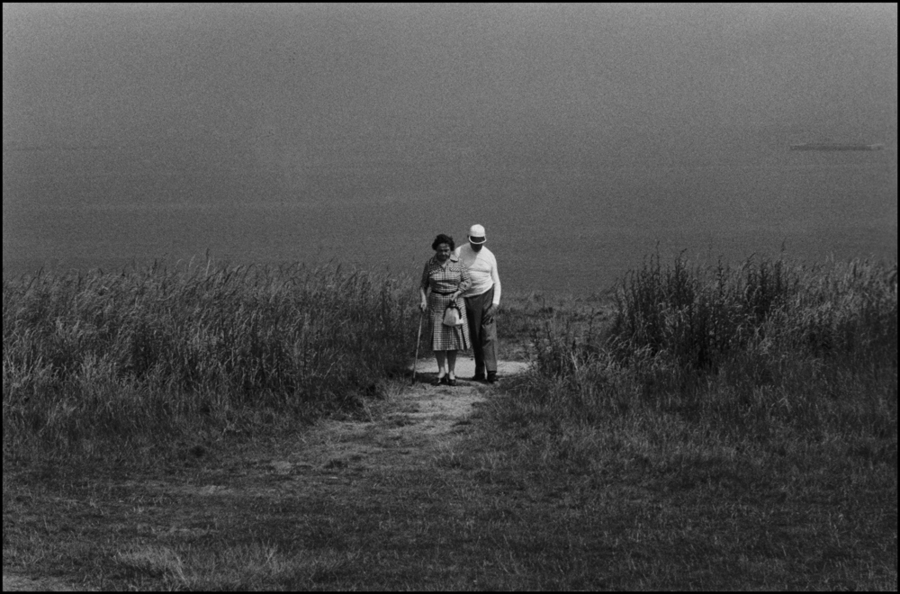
[
  {"xmin": 446, "ymin": 350, "xmax": 457, "ymax": 380},
  {"xmin": 434, "ymin": 351, "xmax": 447, "ymax": 378}
]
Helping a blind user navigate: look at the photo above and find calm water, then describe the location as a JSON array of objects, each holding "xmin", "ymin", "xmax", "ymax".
[
  {"xmin": 5, "ymin": 6, "xmax": 896, "ymax": 295},
  {"xmin": 3, "ymin": 133, "xmax": 897, "ymax": 295}
]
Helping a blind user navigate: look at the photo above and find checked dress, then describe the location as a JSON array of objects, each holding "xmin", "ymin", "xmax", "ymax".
[{"xmin": 420, "ymin": 255, "xmax": 472, "ymax": 351}]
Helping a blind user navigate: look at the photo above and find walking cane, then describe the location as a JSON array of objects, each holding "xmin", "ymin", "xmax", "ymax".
[{"xmin": 412, "ymin": 310, "xmax": 424, "ymax": 384}]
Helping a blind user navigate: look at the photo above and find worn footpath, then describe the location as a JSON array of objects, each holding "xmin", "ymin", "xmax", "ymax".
[{"xmin": 3, "ymin": 355, "xmax": 530, "ymax": 591}]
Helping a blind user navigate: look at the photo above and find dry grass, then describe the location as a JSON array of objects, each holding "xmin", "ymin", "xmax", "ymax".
[
  {"xmin": 3, "ymin": 257, "xmax": 419, "ymax": 463},
  {"xmin": 3, "ymin": 252, "xmax": 896, "ymax": 590}
]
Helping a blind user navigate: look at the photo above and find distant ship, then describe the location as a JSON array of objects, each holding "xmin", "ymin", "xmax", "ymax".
[{"xmin": 790, "ymin": 142, "xmax": 884, "ymax": 151}]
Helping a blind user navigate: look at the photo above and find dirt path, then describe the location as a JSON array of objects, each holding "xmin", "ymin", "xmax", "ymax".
[
  {"xmin": 1, "ymin": 575, "xmax": 89, "ymax": 592},
  {"xmin": 3, "ymin": 356, "xmax": 530, "ymax": 591},
  {"xmin": 225, "ymin": 356, "xmax": 530, "ymax": 496},
  {"xmin": 299, "ymin": 356, "xmax": 530, "ymax": 472}
]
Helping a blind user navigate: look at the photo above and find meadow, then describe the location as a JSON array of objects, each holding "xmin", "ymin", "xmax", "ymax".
[
  {"xmin": 487, "ymin": 253, "xmax": 897, "ymax": 588},
  {"xmin": 3, "ymin": 252, "xmax": 897, "ymax": 589},
  {"xmin": 2, "ymin": 258, "xmax": 419, "ymax": 462}
]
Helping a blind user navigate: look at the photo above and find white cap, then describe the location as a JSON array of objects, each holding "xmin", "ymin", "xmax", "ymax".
[{"xmin": 468, "ymin": 224, "xmax": 486, "ymax": 244}]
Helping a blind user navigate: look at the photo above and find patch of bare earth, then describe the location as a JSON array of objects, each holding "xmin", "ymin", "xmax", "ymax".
[
  {"xmin": 2, "ymin": 574, "xmax": 94, "ymax": 592},
  {"xmin": 301, "ymin": 357, "xmax": 530, "ymax": 475},
  {"xmin": 2, "ymin": 356, "xmax": 529, "ymax": 590},
  {"xmin": 177, "ymin": 357, "xmax": 529, "ymax": 498}
]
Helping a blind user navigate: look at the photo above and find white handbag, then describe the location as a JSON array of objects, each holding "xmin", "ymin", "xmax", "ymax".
[{"xmin": 442, "ymin": 302, "xmax": 464, "ymax": 327}]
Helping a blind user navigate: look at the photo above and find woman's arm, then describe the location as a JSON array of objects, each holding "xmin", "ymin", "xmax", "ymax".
[
  {"xmin": 419, "ymin": 262, "xmax": 431, "ymax": 312},
  {"xmin": 448, "ymin": 267, "xmax": 470, "ymax": 304},
  {"xmin": 457, "ymin": 264, "xmax": 472, "ymax": 297}
]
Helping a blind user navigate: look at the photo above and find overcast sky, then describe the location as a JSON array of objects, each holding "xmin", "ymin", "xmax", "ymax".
[{"xmin": 4, "ymin": 3, "xmax": 897, "ymax": 162}]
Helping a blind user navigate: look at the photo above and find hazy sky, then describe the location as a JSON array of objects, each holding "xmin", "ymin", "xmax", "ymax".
[{"xmin": 4, "ymin": 3, "xmax": 897, "ymax": 159}]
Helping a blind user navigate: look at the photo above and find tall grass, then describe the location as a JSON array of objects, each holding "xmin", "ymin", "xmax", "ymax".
[
  {"xmin": 488, "ymin": 253, "xmax": 896, "ymax": 588},
  {"xmin": 3, "ymin": 258, "xmax": 418, "ymax": 461},
  {"xmin": 609, "ymin": 251, "xmax": 897, "ymax": 371},
  {"xmin": 523, "ymin": 252, "xmax": 897, "ymax": 442}
]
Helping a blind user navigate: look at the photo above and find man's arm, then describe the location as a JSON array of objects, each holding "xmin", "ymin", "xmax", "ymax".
[
  {"xmin": 490, "ymin": 256, "xmax": 501, "ymax": 306},
  {"xmin": 483, "ymin": 256, "xmax": 501, "ymax": 323}
]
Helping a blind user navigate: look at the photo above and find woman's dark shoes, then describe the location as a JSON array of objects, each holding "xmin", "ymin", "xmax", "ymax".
[
  {"xmin": 447, "ymin": 377, "xmax": 457, "ymax": 387},
  {"xmin": 432, "ymin": 375, "xmax": 447, "ymax": 386}
]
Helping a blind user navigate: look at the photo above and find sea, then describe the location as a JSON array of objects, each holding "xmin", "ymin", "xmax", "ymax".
[{"xmin": 3, "ymin": 132, "xmax": 897, "ymax": 296}]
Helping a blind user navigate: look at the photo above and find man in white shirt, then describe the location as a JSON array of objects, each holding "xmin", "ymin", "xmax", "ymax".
[{"xmin": 454, "ymin": 224, "xmax": 501, "ymax": 383}]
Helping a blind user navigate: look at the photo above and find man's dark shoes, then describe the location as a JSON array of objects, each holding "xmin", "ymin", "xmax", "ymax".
[
  {"xmin": 470, "ymin": 373, "xmax": 486, "ymax": 382},
  {"xmin": 486, "ymin": 371, "xmax": 498, "ymax": 384}
]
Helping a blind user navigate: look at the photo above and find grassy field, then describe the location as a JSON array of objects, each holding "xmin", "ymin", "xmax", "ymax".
[
  {"xmin": 3, "ymin": 258, "xmax": 419, "ymax": 464},
  {"xmin": 481, "ymin": 253, "xmax": 897, "ymax": 589},
  {"xmin": 3, "ymin": 253, "xmax": 897, "ymax": 590}
]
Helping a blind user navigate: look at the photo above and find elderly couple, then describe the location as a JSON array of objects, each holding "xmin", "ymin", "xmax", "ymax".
[{"xmin": 419, "ymin": 224, "xmax": 501, "ymax": 386}]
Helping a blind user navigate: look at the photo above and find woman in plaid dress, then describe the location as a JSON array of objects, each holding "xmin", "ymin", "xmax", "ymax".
[{"xmin": 419, "ymin": 234, "xmax": 472, "ymax": 386}]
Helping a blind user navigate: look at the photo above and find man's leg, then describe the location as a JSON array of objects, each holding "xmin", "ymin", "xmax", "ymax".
[
  {"xmin": 464, "ymin": 294, "xmax": 486, "ymax": 379},
  {"xmin": 480, "ymin": 289, "xmax": 498, "ymax": 380},
  {"xmin": 465, "ymin": 288, "xmax": 498, "ymax": 380}
]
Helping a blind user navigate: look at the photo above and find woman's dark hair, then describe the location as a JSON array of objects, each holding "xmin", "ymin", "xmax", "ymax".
[{"xmin": 432, "ymin": 234, "xmax": 455, "ymax": 251}]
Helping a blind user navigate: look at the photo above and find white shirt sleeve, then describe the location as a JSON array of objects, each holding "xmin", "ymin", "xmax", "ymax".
[{"xmin": 490, "ymin": 253, "xmax": 501, "ymax": 306}]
